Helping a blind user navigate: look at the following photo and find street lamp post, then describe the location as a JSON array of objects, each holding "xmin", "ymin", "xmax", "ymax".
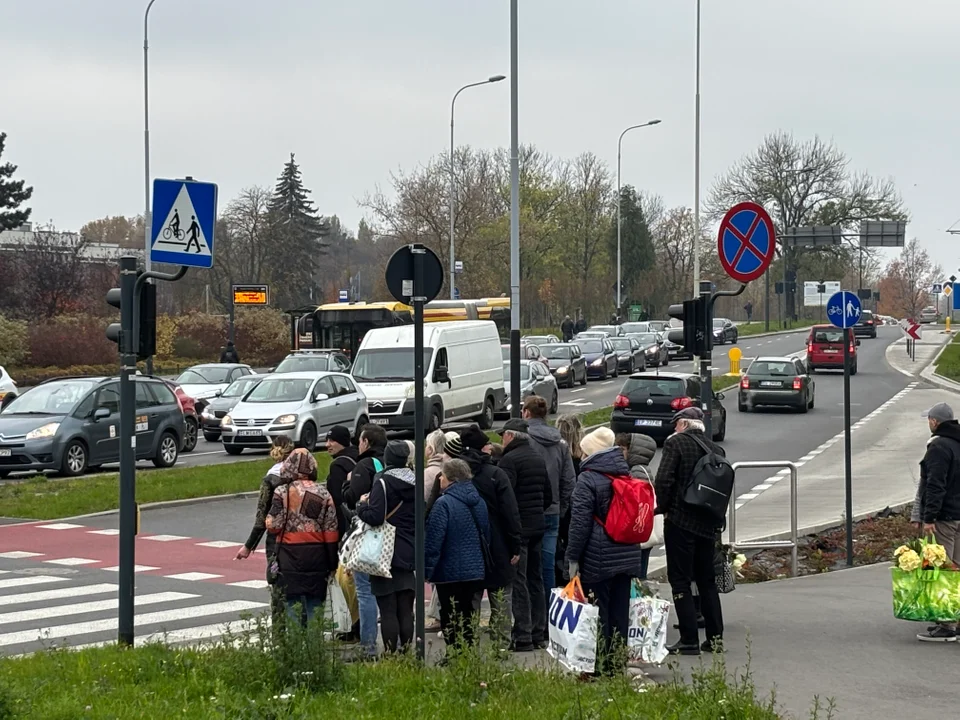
[
  {"xmin": 143, "ymin": 0, "xmax": 158, "ymax": 375},
  {"xmin": 616, "ymin": 120, "xmax": 661, "ymax": 315},
  {"xmin": 449, "ymin": 75, "xmax": 506, "ymax": 299},
  {"xmin": 693, "ymin": 0, "xmax": 701, "ymax": 300}
]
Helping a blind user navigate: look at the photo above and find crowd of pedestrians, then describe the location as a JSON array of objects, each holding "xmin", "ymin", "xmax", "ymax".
[{"xmin": 234, "ymin": 395, "xmax": 733, "ymax": 671}]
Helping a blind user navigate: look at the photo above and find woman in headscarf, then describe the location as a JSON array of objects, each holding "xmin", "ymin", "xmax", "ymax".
[
  {"xmin": 235, "ymin": 436, "xmax": 294, "ymax": 622},
  {"xmin": 266, "ymin": 448, "xmax": 340, "ymax": 626}
]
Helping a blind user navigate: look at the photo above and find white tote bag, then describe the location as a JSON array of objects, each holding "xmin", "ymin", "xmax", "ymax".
[
  {"xmin": 326, "ymin": 576, "xmax": 353, "ymax": 633},
  {"xmin": 627, "ymin": 595, "xmax": 671, "ymax": 664},
  {"xmin": 547, "ymin": 584, "xmax": 599, "ymax": 674},
  {"xmin": 340, "ymin": 477, "xmax": 400, "ymax": 578}
]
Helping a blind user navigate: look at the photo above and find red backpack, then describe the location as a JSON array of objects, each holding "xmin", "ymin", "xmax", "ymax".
[{"xmin": 597, "ymin": 474, "xmax": 655, "ymax": 545}]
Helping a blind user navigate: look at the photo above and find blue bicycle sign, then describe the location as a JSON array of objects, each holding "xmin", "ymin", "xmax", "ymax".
[{"xmin": 826, "ymin": 291, "xmax": 861, "ymax": 329}]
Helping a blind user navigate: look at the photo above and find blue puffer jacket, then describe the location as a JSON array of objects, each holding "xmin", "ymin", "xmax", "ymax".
[
  {"xmin": 566, "ymin": 446, "xmax": 645, "ymax": 584},
  {"xmin": 425, "ymin": 480, "xmax": 490, "ymax": 585}
]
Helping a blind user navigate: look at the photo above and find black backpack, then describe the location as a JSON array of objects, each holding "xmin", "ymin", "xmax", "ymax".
[{"xmin": 682, "ymin": 434, "xmax": 735, "ymax": 521}]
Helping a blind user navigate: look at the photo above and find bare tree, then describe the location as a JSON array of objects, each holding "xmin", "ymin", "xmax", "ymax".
[
  {"xmin": 13, "ymin": 225, "xmax": 90, "ymax": 318},
  {"xmin": 878, "ymin": 238, "xmax": 941, "ymax": 319},
  {"xmin": 561, "ymin": 152, "xmax": 614, "ymax": 300}
]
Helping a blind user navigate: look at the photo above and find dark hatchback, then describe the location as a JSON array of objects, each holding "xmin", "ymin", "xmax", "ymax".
[
  {"xmin": 537, "ymin": 343, "xmax": 587, "ymax": 387},
  {"xmin": 853, "ymin": 310, "xmax": 878, "ymax": 338},
  {"xmin": 577, "ymin": 338, "xmax": 619, "ymax": 380},
  {"xmin": 738, "ymin": 357, "xmax": 815, "ymax": 413},
  {"xmin": 608, "ymin": 337, "xmax": 646, "ymax": 374},
  {"xmin": 611, "ymin": 372, "xmax": 726, "ymax": 444},
  {"xmin": 199, "ymin": 374, "xmax": 264, "ymax": 441}
]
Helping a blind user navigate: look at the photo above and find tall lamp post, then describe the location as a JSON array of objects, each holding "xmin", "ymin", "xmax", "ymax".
[
  {"xmin": 693, "ymin": 0, "xmax": 702, "ymax": 300},
  {"xmin": 143, "ymin": 0, "xmax": 159, "ymax": 375},
  {"xmin": 449, "ymin": 74, "xmax": 506, "ymax": 299},
  {"xmin": 616, "ymin": 119, "xmax": 661, "ymax": 315}
]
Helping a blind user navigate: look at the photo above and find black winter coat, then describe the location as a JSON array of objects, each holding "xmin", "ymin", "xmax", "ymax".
[
  {"xmin": 566, "ymin": 447, "xmax": 645, "ymax": 583},
  {"xmin": 343, "ymin": 446, "xmax": 385, "ymax": 509},
  {"xmin": 462, "ymin": 449, "xmax": 523, "ymax": 588},
  {"xmin": 356, "ymin": 467, "xmax": 416, "ymax": 571},
  {"xmin": 498, "ymin": 436, "xmax": 552, "ymax": 539},
  {"xmin": 326, "ymin": 445, "xmax": 358, "ymax": 537},
  {"xmin": 654, "ymin": 429, "xmax": 726, "ymax": 539},
  {"xmin": 920, "ymin": 420, "xmax": 960, "ymax": 523}
]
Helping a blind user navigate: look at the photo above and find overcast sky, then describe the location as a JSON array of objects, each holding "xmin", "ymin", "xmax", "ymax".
[{"xmin": 2, "ymin": 0, "xmax": 958, "ymax": 276}]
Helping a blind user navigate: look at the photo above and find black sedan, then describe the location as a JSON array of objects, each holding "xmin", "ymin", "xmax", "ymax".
[
  {"xmin": 853, "ymin": 310, "xmax": 878, "ymax": 339},
  {"xmin": 628, "ymin": 332, "xmax": 668, "ymax": 367},
  {"xmin": 608, "ymin": 337, "xmax": 646, "ymax": 374},
  {"xmin": 611, "ymin": 372, "xmax": 726, "ymax": 444},
  {"xmin": 576, "ymin": 338, "xmax": 620, "ymax": 380},
  {"xmin": 712, "ymin": 318, "xmax": 738, "ymax": 345},
  {"xmin": 738, "ymin": 357, "xmax": 815, "ymax": 413},
  {"xmin": 199, "ymin": 374, "xmax": 264, "ymax": 441},
  {"xmin": 538, "ymin": 343, "xmax": 587, "ymax": 387}
]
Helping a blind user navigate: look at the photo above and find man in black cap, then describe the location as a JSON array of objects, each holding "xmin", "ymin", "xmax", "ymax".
[
  {"xmin": 497, "ymin": 418, "xmax": 553, "ymax": 652},
  {"xmin": 460, "ymin": 425, "xmax": 522, "ymax": 646},
  {"xmin": 324, "ymin": 426, "xmax": 359, "ymax": 538},
  {"xmin": 654, "ymin": 406, "xmax": 726, "ymax": 656}
]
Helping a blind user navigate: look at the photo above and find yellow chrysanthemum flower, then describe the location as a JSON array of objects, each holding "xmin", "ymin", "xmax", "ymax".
[
  {"xmin": 922, "ymin": 543, "xmax": 947, "ymax": 568},
  {"xmin": 894, "ymin": 545, "xmax": 911, "ymax": 558},
  {"xmin": 898, "ymin": 549, "xmax": 922, "ymax": 572}
]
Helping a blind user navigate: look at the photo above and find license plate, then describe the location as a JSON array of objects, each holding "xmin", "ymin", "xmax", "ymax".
[
  {"xmin": 237, "ymin": 429, "xmax": 262, "ymax": 437},
  {"xmin": 823, "ymin": 349, "xmax": 838, "ymax": 354},
  {"xmin": 135, "ymin": 422, "xmax": 148, "ymax": 432},
  {"xmin": 0, "ymin": 449, "xmax": 10, "ymax": 457},
  {"xmin": 371, "ymin": 418, "xmax": 390, "ymax": 426},
  {"xmin": 634, "ymin": 419, "xmax": 661, "ymax": 427},
  {"xmin": 760, "ymin": 381, "xmax": 781, "ymax": 387}
]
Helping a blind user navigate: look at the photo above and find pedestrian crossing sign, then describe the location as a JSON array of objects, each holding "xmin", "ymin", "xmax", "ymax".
[{"xmin": 150, "ymin": 178, "xmax": 218, "ymax": 269}]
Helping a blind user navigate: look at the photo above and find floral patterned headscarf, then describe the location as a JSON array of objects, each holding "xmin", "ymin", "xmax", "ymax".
[{"xmin": 279, "ymin": 448, "xmax": 317, "ymax": 483}]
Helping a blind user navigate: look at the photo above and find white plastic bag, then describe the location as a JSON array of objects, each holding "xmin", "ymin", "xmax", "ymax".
[
  {"xmin": 547, "ymin": 580, "xmax": 598, "ymax": 674},
  {"xmin": 640, "ymin": 479, "xmax": 663, "ymax": 549},
  {"xmin": 327, "ymin": 576, "xmax": 353, "ymax": 633},
  {"xmin": 426, "ymin": 585, "xmax": 440, "ymax": 620},
  {"xmin": 628, "ymin": 595, "xmax": 670, "ymax": 664}
]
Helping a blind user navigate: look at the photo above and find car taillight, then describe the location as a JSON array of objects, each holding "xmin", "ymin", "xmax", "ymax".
[
  {"xmin": 740, "ymin": 376, "xmax": 750, "ymax": 389},
  {"xmin": 174, "ymin": 394, "xmax": 184, "ymax": 412},
  {"xmin": 867, "ymin": 320, "xmax": 873, "ymax": 325},
  {"xmin": 850, "ymin": 343, "xmax": 855, "ymax": 353},
  {"xmin": 807, "ymin": 344, "xmax": 813, "ymax": 354},
  {"xmin": 670, "ymin": 396, "xmax": 693, "ymax": 411},
  {"xmin": 793, "ymin": 377, "xmax": 802, "ymax": 390},
  {"xmin": 614, "ymin": 394, "xmax": 630, "ymax": 409}
]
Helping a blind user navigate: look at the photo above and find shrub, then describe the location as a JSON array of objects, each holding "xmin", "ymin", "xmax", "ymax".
[
  {"xmin": 27, "ymin": 314, "xmax": 116, "ymax": 367},
  {"xmin": 155, "ymin": 314, "xmax": 178, "ymax": 360},
  {"xmin": 0, "ymin": 315, "xmax": 29, "ymax": 367},
  {"xmin": 234, "ymin": 307, "xmax": 289, "ymax": 366},
  {"xmin": 176, "ymin": 313, "xmax": 228, "ymax": 360}
]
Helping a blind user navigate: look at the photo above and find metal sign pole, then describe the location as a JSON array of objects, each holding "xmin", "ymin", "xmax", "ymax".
[
  {"xmin": 842, "ymin": 319, "xmax": 853, "ymax": 567},
  {"xmin": 117, "ymin": 256, "xmax": 138, "ymax": 646},
  {"xmin": 412, "ymin": 247, "xmax": 427, "ymax": 661}
]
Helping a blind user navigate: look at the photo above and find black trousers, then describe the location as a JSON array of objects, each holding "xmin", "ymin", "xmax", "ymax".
[
  {"xmin": 437, "ymin": 581, "xmax": 484, "ymax": 649},
  {"xmin": 664, "ymin": 520, "xmax": 723, "ymax": 646},
  {"xmin": 376, "ymin": 589, "xmax": 415, "ymax": 654},
  {"xmin": 512, "ymin": 533, "xmax": 545, "ymax": 646},
  {"xmin": 583, "ymin": 573, "xmax": 632, "ymax": 676}
]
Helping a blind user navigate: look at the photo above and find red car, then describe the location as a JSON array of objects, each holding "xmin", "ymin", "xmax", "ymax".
[
  {"xmin": 159, "ymin": 379, "xmax": 199, "ymax": 452},
  {"xmin": 806, "ymin": 325, "xmax": 859, "ymax": 375}
]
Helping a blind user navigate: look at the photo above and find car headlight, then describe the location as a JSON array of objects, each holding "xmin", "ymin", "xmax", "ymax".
[
  {"xmin": 26, "ymin": 422, "xmax": 60, "ymax": 440},
  {"xmin": 646, "ymin": 346, "xmax": 657, "ymax": 354},
  {"xmin": 274, "ymin": 414, "xmax": 298, "ymax": 425},
  {"xmin": 592, "ymin": 358, "xmax": 603, "ymax": 366},
  {"xmin": 201, "ymin": 408, "xmax": 215, "ymax": 419},
  {"xmin": 221, "ymin": 414, "xmax": 233, "ymax": 426},
  {"xmin": 556, "ymin": 366, "xmax": 568, "ymax": 374}
]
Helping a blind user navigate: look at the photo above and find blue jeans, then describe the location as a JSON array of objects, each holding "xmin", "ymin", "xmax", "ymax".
[
  {"xmin": 640, "ymin": 548, "xmax": 651, "ymax": 580},
  {"xmin": 354, "ymin": 571, "xmax": 379, "ymax": 656},
  {"xmin": 285, "ymin": 593, "xmax": 324, "ymax": 627},
  {"xmin": 542, "ymin": 514, "xmax": 560, "ymax": 596}
]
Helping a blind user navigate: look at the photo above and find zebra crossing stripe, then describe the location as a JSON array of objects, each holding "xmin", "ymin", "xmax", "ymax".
[
  {"xmin": 0, "ymin": 599, "xmax": 267, "ymax": 647},
  {"xmin": 0, "ymin": 583, "xmax": 117, "ymax": 607},
  {"xmin": 0, "ymin": 576, "xmax": 69, "ymax": 590},
  {"xmin": 73, "ymin": 618, "xmax": 268, "ymax": 649},
  {"xmin": 0, "ymin": 592, "xmax": 198, "ymax": 626}
]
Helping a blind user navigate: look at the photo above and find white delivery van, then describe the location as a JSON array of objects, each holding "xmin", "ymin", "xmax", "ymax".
[{"xmin": 350, "ymin": 321, "xmax": 505, "ymax": 431}]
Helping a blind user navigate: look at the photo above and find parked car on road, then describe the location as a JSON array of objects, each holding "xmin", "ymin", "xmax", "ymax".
[
  {"xmin": 853, "ymin": 309, "xmax": 878, "ymax": 339},
  {"xmin": 576, "ymin": 338, "xmax": 619, "ymax": 380},
  {"xmin": 609, "ymin": 337, "xmax": 646, "ymax": 374},
  {"xmin": 0, "ymin": 367, "xmax": 17, "ymax": 411},
  {"xmin": 919, "ymin": 306, "xmax": 939, "ymax": 324},
  {"xmin": 199, "ymin": 374, "xmax": 264, "ymax": 442},
  {"xmin": 174, "ymin": 363, "xmax": 254, "ymax": 405},
  {"xmin": 712, "ymin": 318, "xmax": 739, "ymax": 345},
  {"xmin": 611, "ymin": 372, "xmax": 726, "ymax": 444},
  {"xmin": 537, "ymin": 343, "xmax": 587, "ymax": 387},
  {"xmin": 221, "ymin": 372, "xmax": 369, "ymax": 455},
  {"xmin": 738, "ymin": 356, "xmax": 815, "ymax": 413},
  {"xmin": 498, "ymin": 360, "xmax": 558, "ymax": 417},
  {"xmin": 806, "ymin": 325, "xmax": 859, "ymax": 375},
  {"xmin": 0, "ymin": 376, "xmax": 184, "ymax": 478}
]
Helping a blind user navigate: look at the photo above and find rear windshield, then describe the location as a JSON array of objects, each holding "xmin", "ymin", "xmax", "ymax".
[
  {"xmin": 610, "ymin": 339, "xmax": 632, "ymax": 350},
  {"xmin": 749, "ymin": 361, "xmax": 795, "ymax": 376},
  {"xmin": 541, "ymin": 344, "xmax": 572, "ymax": 359},
  {"xmin": 579, "ymin": 341, "xmax": 604, "ymax": 353},
  {"xmin": 813, "ymin": 329, "xmax": 846, "ymax": 343},
  {"xmin": 621, "ymin": 377, "xmax": 686, "ymax": 397}
]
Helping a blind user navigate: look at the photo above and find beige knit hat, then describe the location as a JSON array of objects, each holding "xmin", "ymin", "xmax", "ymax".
[{"xmin": 580, "ymin": 427, "xmax": 615, "ymax": 458}]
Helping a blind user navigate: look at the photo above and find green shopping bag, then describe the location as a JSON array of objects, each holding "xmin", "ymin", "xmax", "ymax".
[{"xmin": 891, "ymin": 566, "xmax": 960, "ymax": 623}]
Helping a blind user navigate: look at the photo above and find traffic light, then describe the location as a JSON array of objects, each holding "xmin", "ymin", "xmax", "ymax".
[
  {"xmin": 668, "ymin": 298, "xmax": 707, "ymax": 356},
  {"xmin": 106, "ymin": 287, "xmax": 124, "ymax": 352},
  {"xmin": 105, "ymin": 272, "xmax": 156, "ymax": 361}
]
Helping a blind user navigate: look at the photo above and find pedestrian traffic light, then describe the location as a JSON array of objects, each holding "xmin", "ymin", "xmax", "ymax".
[
  {"xmin": 105, "ymin": 287, "xmax": 125, "ymax": 352},
  {"xmin": 105, "ymin": 271, "xmax": 157, "ymax": 361},
  {"xmin": 668, "ymin": 298, "xmax": 705, "ymax": 356}
]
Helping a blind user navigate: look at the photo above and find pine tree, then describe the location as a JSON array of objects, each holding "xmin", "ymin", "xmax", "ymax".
[
  {"xmin": 267, "ymin": 153, "xmax": 330, "ymax": 307},
  {"xmin": 0, "ymin": 132, "xmax": 33, "ymax": 232},
  {"xmin": 607, "ymin": 185, "xmax": 655, "ymax": 307}
]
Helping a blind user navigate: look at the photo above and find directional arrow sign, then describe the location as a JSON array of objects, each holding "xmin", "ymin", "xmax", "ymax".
[
  {"xmin": 560, "ymin": 399, "xmax": 593, "ymax": 407},
  {"xmin": 902, "ymin": 321, "xmax": 921, "ymax": 341}
]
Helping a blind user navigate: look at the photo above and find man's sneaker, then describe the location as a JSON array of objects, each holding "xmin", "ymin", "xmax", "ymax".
[{"xmin": 917, "ymin": 625, "xmax": 957, "ymax": 642}]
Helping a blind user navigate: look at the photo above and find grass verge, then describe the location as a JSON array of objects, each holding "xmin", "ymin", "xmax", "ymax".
[
  {"xmin": 0, "ymin": 624, "xmax": 801, "ymax": 720},
  {"xmin": 933, "ymin": 331, "xmax": 960, "ymax": 381},
  {"xmin": 736, "ymin": 319, "xmax": 815, "ymax": 338}
]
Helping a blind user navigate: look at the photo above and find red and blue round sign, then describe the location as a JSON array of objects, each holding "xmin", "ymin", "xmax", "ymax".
[{"xmin": 717, "ymin": 202, "xmax": 776, "ymax": 284}]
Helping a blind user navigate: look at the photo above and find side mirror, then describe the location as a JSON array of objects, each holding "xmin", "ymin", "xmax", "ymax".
[
  {"xmin": 214, "ymin": 391, "xmax": 222, "ymax": 398},
  {"xmin": 266, "ymin": 367, "xmax": 276, "ymax": 373},
  {"xmin": 312, "ymin": 393, "xmax": 329, "ymax": 403},
  {"xmin": 94, "ymin": 407, "xmax": 111, "ymax": 421},
  {"xmin": 435, "ymin": 367, "xmax": 450, "ymax": 385},
  {"xmin": 856, "ymin": 340, "xmax": 861, "ymax": 346},
  {"xmin": 716, "ymin": 392, "xmax": 726, "ymax": 400}
]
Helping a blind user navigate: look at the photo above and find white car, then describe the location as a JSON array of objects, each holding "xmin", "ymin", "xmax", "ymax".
[
  {"xmin": 0, "ymin": 367, "xmax": 17, "ymax": 411},
  {"xmin": 220, "ymin": 371, "xmax": 368, "ymax": 455},
  {"xmin": 919, "ymin": 307, "xmax": 939, "ymax": 324},
  {"xmin": 173, "ymin": 363, "xmax": 254, "ymax": 403}
]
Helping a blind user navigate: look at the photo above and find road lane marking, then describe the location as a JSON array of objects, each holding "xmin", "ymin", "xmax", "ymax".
[
  {"xmin": 87, "ymin": 529, "xmax": 120, "ymax": 536},
  {"xmin": 0, "ymin": 576, "xmax": 69, "ymax": 590},
  {"xmin": 228, "ymin": 580, "xmax": 269, "ymax": 589},
  {"xmin": 570, "ymin": 388, "xmax": 586, "ymax": 394},
  {"xmin": 0, "ymin": 552, "xmax": 43, "ymax": 559},
  {"xmin": 195, "ymin": 541, "xmax": 242, "ymax": 549},
  {"xmin": 44, "ymin": 558, "xmax": 98, "ymax": 566},
  {"xmin": 36, "ymin": 523, "xmax": 84, "ymax": 531},
  {"xmin": 164, "ymin": 572, "xmax": 223, "ymax": 581},
  {"xmin": 0, "ymin": 591, "xmax": 197, "ymax": 626},
  {"xmin": 101, "ymin": 565, "xmax": 159, "ymax": 573},
  {"xmin": 0, "ymin": 583, "xmax": 117, "ymax": 607},
  {"xmin": 142, "ymin": 534, "xmax": 190, "ymax": 542}
]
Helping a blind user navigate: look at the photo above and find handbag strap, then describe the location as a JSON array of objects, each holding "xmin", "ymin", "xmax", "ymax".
[{"xmin": 379, "ymin": 476, "xmax": 404, "ymax": 523}]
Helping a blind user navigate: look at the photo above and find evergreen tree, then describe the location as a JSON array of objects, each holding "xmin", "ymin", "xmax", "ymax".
[
  {"xmin": 0, "ymin": 132, "xmax": 33, "ymax": 232},
  {"xmin": 267, "ymin": 153, "xmax": 330, "ymax": 307},
  {"xmin": 607, "ymin": 185, "xmax": 655, "ymax": 306}
]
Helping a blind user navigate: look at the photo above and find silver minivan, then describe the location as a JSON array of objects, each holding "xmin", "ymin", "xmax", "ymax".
[{"xmin": 220, "ymin": 372, "xmax": 369, "ymax": 454}]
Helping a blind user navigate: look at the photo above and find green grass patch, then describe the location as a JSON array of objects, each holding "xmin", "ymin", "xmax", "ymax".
[
  {"xmin": 736, "ymin": 319, "xmax": 815, "ymax": 338},
  {"xmin": 0, "ymin": 626, "xmax": 800, "ymax": 720},
  {"xmin": 933, "ymin": 331, "xmax": 960, "ymax": 381},
  {"xmin": 713, "ymin": 375, "xmax": 740, "ymax": 393},
  {"xmin": 0, "ymin": 453, "xmax": 334, "ymax": 521}
]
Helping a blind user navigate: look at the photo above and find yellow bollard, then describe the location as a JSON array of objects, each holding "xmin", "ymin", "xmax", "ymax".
[
  {"xmin": 728, "ymin": 347, "xmax": 742, "ymax": 376},
  {"xmin": 947, "ymin": 316, "xmax": 951, "ymax": 333},
  {"xmin": 135, "ymin": 503, "xmax": 141, "ymax": 535}
]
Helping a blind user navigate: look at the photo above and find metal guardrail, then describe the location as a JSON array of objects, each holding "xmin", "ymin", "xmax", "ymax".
[{"xmin": 728, "ymin": 460, "xmax": 799, "ymax": 577}]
